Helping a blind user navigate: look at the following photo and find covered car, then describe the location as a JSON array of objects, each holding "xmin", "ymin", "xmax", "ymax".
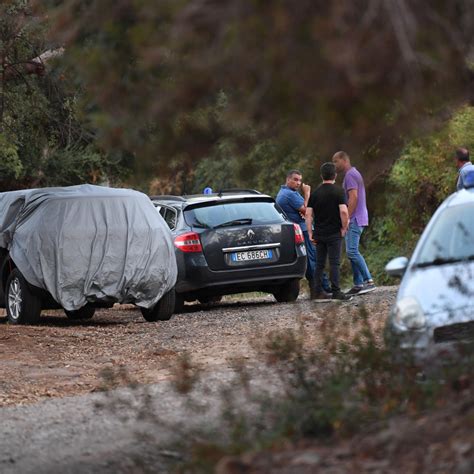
[
  {"xmin": 0, "ymin": 184, "xmax": 177, "ymax": 324},
  {"xmin": 385, "ymin": 187, "xmax": 474, "ymax": 364}
]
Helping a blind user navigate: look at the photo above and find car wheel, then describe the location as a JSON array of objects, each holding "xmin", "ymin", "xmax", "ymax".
[
  {"xmin": 141, "ymin": 290, "xmax": 175, "ymax": 322},
  {"xmin": 272, "ymin": 279, "xmax": 300, "ymax": 303},
  {"xmin": 64, "ymin": 305, "xmax": 95, "ymax": 320},
  {"xmin": 198, "ymin": 295, "xmax": 222, "ymax": 305},
  {"xmin": 174, "ymin": 291, "xmax": 185, "ymax": 313},
  {"xmin": 5, "ymin": 269, "xmax": 42, "ymax": 324}
]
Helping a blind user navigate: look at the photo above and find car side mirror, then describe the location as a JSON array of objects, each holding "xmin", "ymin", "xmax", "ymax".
[{"xmin": 385, "ymin": 256, "xmax": 409, "ymax": 278}]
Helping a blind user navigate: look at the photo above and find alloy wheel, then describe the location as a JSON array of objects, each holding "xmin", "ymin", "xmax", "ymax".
[{"xmin": 8, "ymin": 277, "xmax": 22, "ymax": 321}]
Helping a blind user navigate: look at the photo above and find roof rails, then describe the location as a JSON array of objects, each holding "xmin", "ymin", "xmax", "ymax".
[
  {"xmin": 150, "ymin": 189, "xmax": 262, "ymax": 201},
  {"xmin": 149, "ymin": 195, "xmax": 186, "ymax": 202},
  {"xmin": 216, "ymin": 188, "xmax": 261, "ymax": 196}
]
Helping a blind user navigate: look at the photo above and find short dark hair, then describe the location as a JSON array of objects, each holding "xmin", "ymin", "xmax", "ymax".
[
  {"xmin": 286, "ymin": 169, "xmax": 302, "ymax": 179},
  {"xmin": 320, "ymin": 162, "xmax": 336, "ymax": 180},
  {"xmin": 332, "ymin": 150, "xmax": 350, "ymax": 161},
  {"xmin": 455, "ymin": 147, "xmax": 470, "ymax": 162}
]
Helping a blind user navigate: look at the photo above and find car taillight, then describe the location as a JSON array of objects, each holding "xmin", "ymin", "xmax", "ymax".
[
  {"xmin": 293, "ymin": 224, "xmax": 304, "ymax": 245},
  {"xmin": 174, "ymin": 232, "xmax": 203, "ymax": 253}
]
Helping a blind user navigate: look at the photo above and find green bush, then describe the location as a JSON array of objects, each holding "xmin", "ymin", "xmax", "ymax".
[
  {"xmin": 0, "ymin": 133, "xmax": 22, "ymax": 179},
  {"xmin": 363, "ymin": 105, "xmax": 474, "ymax": 283},
  {"xmin": 173, "ymin": 308, "xmax": 474, "ymax": 472}
]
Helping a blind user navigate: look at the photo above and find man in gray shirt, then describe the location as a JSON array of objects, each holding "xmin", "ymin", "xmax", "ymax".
[{"xmin": 454, "ymin": 147, "xmax": 474, "ymax": 190}]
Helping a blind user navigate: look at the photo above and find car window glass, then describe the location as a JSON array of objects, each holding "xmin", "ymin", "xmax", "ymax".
[
  {"xmin": 184, "ymin": 201, "xmax": 286, "ymax": 228},
  {"xmin": 163, "ymin": 208, "xmax": 177, "ymax": 230},
  {"xmin": 416, "ymin": 203, "xmax": 474, "ymax": 263}
]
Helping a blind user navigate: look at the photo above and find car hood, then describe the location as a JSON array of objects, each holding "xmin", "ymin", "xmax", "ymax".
[{"xmin": 399, "ymin": 261, "xmax": 474, "ymax": 319}]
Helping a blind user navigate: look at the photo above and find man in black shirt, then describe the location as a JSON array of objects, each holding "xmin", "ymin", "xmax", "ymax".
[{"xmin": 305, "ymin": 162, "xmax": 351, "ymax": 301}]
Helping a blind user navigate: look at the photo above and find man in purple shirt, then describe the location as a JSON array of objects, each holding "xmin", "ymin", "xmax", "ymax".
[{"xmin": 332, "ymin": 151, "xmax": 375, "ymax": 295}]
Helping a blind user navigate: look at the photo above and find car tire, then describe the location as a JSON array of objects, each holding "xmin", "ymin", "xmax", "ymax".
[
  {"xmin": 174, "ymin": 291, "xmax": 185, "ymax": 313},
  {"xmin": 198, "ymin": 295, "xmax": 222, "ymax": 305},
  {"xmin": 272, "ymin": 279, "xmax": 300, "ymax": 303},
  {"xmin": 64, "ymin": 305, "xmax": 95, "ymax": 320},
  {"xmin": 141, "ymin": 290, "xmax": 175, "ymax": 322},
  {"xmin": 5, "ymin": 269, "xmax": 42, "ymax": 324}
]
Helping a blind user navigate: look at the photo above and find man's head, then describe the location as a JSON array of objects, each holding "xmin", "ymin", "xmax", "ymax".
[
  {"xmin": 321, "ymin": 162, "xmax": 336, "ymax": 181},
  {"xmin": 286, "ymin": 170, "xmax": 303, "ymax": 190},
  {"xmin": 332, "ymin": 150, "xmax": 351, "ymax": 173},
  {"xmin": 454, "ymin": 147, "xmax": 470, "ymax": 169}
]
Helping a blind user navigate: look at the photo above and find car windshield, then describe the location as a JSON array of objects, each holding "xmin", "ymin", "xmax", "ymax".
[
  {"xmin": 415, "ymin": 203, "xmax": 474, "ymax": 267},
  {"xmin": 184, "ymin": 200, "xmax": 286, "ymax": 229}
]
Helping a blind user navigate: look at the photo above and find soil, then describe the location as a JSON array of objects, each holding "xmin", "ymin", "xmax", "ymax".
[
  {"xmin": 0, "ymin": 287, "xmax": 395, "ymax": 407},
  {"xmin": 2, "ymin": 286, "xmax": 473, "ymax": 473}
]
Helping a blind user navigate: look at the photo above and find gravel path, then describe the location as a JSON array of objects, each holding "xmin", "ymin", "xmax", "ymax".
[{"xmin": 0, "ymin": 287, "xmax": 398, "ymax": 472}]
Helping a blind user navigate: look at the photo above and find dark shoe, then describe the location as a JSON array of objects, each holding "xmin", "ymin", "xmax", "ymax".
[
  {"xmin": 358, "ymin": 281, "xmax": 376, "ymax": 295},
  {"xmin": 346, "ymin": 285, "xmax": 363, "ymax": 296},
  {"xmin": 332, "ymin": 291, "xmax": 353, "ymax": 301},
  {"xmin": 310, "ymin": 290, "xmax": 332, "ymax": 301}
]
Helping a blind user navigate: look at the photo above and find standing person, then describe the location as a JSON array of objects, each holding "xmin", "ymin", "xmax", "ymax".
[
  {"xmin": 305, "ymin": 162, "xmax": 351, "ymax": 301},
  {"xmin": 276, "ymin": 170, "xmax": 330, "ymax": 292},
  {"xmin": 453, "ymin": 147, "xmax": 474, "ymax": 190},
  {"xmin": 332, "ymin": 151, "xmax": 375, "ymax": 295}
]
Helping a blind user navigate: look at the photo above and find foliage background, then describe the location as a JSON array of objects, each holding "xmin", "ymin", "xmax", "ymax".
[{"xmin": 1, "ymin": 0, "xmax": 473, "ymax": 282}]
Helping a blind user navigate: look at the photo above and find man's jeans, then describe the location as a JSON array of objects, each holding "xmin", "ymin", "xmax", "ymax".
[
  {"xmin": 303, "ymin": 230, "xmax": 330, "ymax": 291},
  {"xmin": 345, "ymin": 222, "xmax": 372, "ymax": 286},
  {"xmin": 313, "ymin": 233, "xmax": 342, "ymax": 293}
]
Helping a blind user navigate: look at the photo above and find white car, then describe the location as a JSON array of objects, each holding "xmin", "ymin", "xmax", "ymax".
[{"xmin": 385, "ymin": 186, "xmax": 474, "ymax": 364}]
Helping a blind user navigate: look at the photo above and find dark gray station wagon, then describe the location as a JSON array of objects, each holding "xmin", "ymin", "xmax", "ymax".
[{"xmin": 151, "ymin": 190, "xmax": 307, "ymax": 312}]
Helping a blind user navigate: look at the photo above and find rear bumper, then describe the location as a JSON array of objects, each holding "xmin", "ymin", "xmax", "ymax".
[{"xmin": 175, "ymin": 251, "xmax": 306, "ymax": 295}]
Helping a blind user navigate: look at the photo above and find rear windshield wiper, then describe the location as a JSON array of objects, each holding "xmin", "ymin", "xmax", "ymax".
[
  {"xmin": 214, "ymin": 218, "xmax": 253, "ymax": 229},
  {"xmin": 415, "ymin": 255, "xmax": 474, "ymax": 268}
]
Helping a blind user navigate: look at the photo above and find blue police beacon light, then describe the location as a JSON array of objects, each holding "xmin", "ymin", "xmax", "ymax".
[{"xmin": 203, "ymin": 187, "xmax": 213, "ymax": 195}]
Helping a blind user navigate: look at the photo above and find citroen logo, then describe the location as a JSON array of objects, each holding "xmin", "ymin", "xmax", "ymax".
[{"xmin": 247, "ymin": 229, "xmax": 256, "ymax": 238}]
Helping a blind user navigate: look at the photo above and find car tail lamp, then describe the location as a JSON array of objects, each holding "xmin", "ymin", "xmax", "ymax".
[
  {"xmin": 293, "ymin": 224, "xmax": 304, "ymax": 245},
  {"xmin": 174, "ymin": 232, "xmax": 203, "ymax": 253}
]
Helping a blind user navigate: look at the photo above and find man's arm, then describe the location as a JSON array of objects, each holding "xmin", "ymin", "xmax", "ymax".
[
  {"xmin": 302, "ymin": 183, "xmax": 311, "ymax": 207},
  {"xmin": 339, "ymin": 204, "xmax": 349, "ymax": 236},
  {"xmin": 288, "ymin": 190, "xmax": 306, "ymax": 217},
  {"xmin": 305, "ymin": 207, "xmax": 314, "ymax": 241},
  {"xmin": 347, "ymin": 188, "xmax": 358, "ymax": 218}
]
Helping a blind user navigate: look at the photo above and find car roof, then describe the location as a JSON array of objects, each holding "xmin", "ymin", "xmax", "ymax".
[
  {"xmin": 150, "ymin": 191, "xmax": 273, "ymax": 207},
  {"xmin": 441, "ymin": 188, "xmax": 474, "ymax": 209}
]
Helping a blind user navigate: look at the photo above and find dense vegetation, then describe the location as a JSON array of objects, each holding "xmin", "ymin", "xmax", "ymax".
[
  {"xmin": 1, "ymin": 0, "xmax": 473, "ymax": 275},
  {"xmin": 0, "ymin": 1, "xmax": 131, "ymax": 190},
  {"xmin": 364, "ymin": 105, "xmax": 474, "ymax": 282}
]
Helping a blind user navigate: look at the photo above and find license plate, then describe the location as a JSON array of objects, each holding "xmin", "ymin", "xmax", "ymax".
[{"xmin": 231, "ymin": 249, "xmax": 273, "ymax": 262}]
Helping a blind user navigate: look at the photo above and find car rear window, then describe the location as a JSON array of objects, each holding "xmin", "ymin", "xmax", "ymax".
[
  {"xmin": 416, "ymin": 203, "xmax": 474, "ymax": 264},
  {"xmin": 184, "ymin": 200, "xmax": 286, "ymax": 229}
]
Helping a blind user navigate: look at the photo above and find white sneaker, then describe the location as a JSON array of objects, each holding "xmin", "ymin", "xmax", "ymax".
[{"xmin": 358, "ymin": 281, "xmax": 376, "ymax": 295}]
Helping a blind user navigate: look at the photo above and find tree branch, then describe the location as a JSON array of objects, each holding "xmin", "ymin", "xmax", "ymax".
[{"xmin": 3, "ymin": 48, "xmax": 65, "ymax": 81}]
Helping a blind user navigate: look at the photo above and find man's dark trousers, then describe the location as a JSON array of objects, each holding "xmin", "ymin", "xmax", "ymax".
[
  {"xmin": 313, "ymin": 233, "xmax": 343, "ymax": 293},
  {"xmin": 303, "ymin": 230, "xmax": 330, "ymax": 292}
]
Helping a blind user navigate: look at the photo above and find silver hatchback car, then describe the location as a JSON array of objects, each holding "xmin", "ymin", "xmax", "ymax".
[{"xmin": 385, "ymin": 187, "xmax": 474, "ymax": 364}]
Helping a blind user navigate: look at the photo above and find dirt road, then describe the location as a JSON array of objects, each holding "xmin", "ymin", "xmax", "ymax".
[
  {"xmin": 0, "ymin": 287, "xmax": 396, "ymax": 407},
  {"xmin": 2, "ymin": 287, "xmax": 473, "ymax": 474}
]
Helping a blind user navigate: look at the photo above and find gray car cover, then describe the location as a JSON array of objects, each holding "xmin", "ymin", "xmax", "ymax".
[{"xmin": 0, "ymin": 185, "xmax": 177, "ymax": 310}]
